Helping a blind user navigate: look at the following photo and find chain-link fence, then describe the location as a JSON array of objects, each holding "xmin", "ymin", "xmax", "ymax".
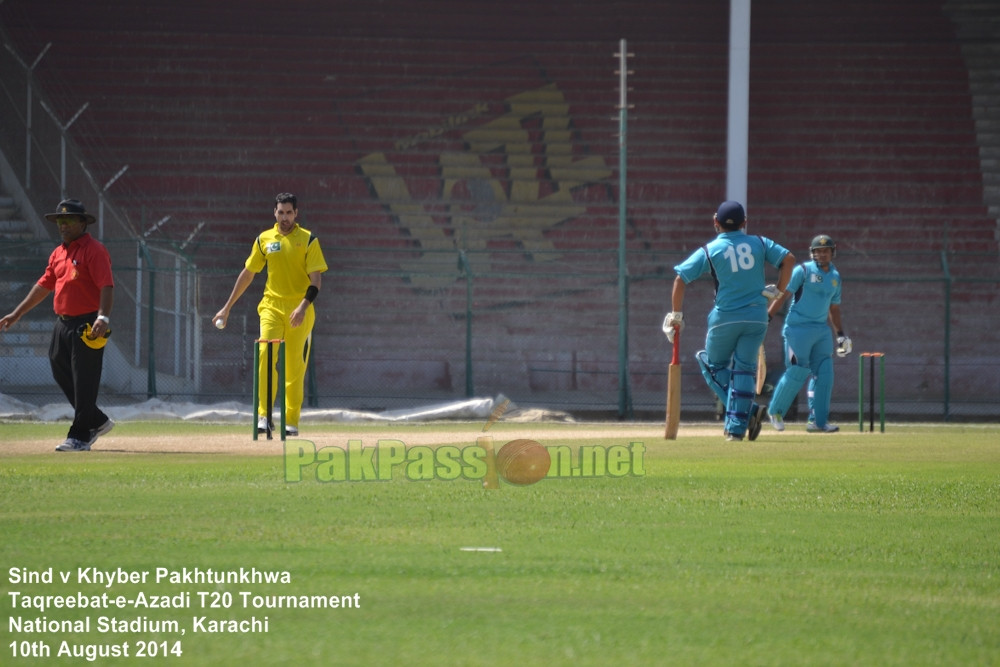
[
  {"xmin": 1, "ymin": 24, "xmax": 202, "ymax": 405},
  {"xmin": 2, "ymin": 238, "xmax": 998, "ymax": 422}
]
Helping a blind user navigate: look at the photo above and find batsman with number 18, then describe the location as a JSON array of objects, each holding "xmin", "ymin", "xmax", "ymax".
[{"xmin": 664, "ymin": 201, "xmax": 794, "ymax": 442}]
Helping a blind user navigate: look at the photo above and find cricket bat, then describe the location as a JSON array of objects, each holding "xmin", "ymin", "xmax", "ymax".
[
  {"xmin": 665, "ymin": 327, "xmax": 681, "ymax": 439},
  {"xmin": 755, "ymin": 344, "xmax": 767, "ymax": 395}
]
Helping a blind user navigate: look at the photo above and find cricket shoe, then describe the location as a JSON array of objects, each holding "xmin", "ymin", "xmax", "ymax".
[
  {"xmin": 87, "ymin": 418, "xmax": 115, "ymax": 446},
  {"xmin": 768, "ymin": 410, "xmax": 785, "ymax": 432},
  {"xmin": 257, "ymin": 417, "xmax": 271, "ymax": 434},
  {"xmin": 806, "ymin": 422, "xmax": 840, "ymax": 433},
  {"xmin": 285, "ymin": 425, "xmax": 299, "ymax": 437},
  {"xmin": 56, "ymin": 437, "xmax": 91, "ymax": 452},
  {"xmin": 724, "ymin": 431, "xmax": 744, "ymax": 442},
  {"xmin": 747, "ymin": 404, "xmax": 766, "ymax": 441}
]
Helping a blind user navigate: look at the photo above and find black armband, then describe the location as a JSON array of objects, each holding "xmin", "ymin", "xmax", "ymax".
[
  {"xmin": 837, "ymin": 330, "xmax": 844, "ymax": 337},
  {"xmin": 304, "ymin": 285, "xmax": 319, "ymax": 303}
]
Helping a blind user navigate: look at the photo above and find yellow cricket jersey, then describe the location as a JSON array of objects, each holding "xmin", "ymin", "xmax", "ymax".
[{"xmin": 245, "ymin": 223, "xmax": 328, "ymax": 304}]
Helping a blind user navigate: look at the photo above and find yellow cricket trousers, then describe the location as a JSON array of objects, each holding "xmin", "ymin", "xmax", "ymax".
[{"xmin": 256, "ymin": 297, "xmax": 314, "ymax": 428}]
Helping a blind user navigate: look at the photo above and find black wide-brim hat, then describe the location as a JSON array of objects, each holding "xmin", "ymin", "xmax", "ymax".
[{"xmin": 44, "ymin": 198, "xmax": 96, "ymax": 224}]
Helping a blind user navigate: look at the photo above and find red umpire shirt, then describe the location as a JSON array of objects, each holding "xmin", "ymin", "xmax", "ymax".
[{"xmin": 39, "ymin": 232, "xmax": 114, "ymax": 316}]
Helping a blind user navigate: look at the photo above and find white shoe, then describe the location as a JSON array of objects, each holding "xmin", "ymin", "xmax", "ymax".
[
  {"xmin": 88, "ymin": 418, "xmax": 115, "ymax": 446},
  {"xmin": 257, "ymin": 416, "xmax": 270, "ymax": 434},
  {"xmin": 806, "ymin": 422, "xmax": 839, "ymax": 433},
  {"xmin": 56, "ymin": 437, "xmax": 91, "ymax": 452},
  {"xmin": 285, "ymin": 425, "xmax": 298, "ymax": 437},
  {"xmin": 768, "ymin": 411, "xmax": 785, "ymax": 432}
]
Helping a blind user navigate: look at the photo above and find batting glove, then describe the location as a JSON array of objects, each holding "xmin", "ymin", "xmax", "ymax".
[
  {"xmin": 761, "ymin": 284, "xmax": 781, "ymax": 301},
  {"xmin": 662, "ymin": 312, "xmax": 683, "ymax": 343},
  {"xmin": 836, "ymin": 335, "xmax": 853, "ymax": 357}
]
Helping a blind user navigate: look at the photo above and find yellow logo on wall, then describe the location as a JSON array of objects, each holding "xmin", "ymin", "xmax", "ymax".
[{"xmin": 359, "ymin": 84, "xmax": 612, "ymax": 288}]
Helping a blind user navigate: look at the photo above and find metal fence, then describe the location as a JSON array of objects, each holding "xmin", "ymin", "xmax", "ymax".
[
  {"xmin": 2, "ymin": 240, "xmax": 998, "ymax": 423},
  {"xmin": 0, "ymin": 28, "xmax": 202, "ymax": 404}
]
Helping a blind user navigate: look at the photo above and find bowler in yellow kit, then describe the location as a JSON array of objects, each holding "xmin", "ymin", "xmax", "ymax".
[{"xmin": 214, "ymin": 193, "xmax": 328, "ymax": 437}]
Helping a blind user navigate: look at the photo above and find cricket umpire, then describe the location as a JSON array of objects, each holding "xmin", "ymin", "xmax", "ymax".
[{"xmin": 0, "ymin": 198, "xmax": 115, "ymax": 451}]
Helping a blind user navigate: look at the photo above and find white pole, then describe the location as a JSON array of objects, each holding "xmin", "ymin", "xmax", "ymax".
[{"xmin": 727, "ymin": 0, "xmax": 752, "ymax": 209}]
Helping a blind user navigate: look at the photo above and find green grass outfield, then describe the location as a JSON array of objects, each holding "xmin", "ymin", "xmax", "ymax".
[{"xmin": 2, "ymin": 421, "xmax": 998, "ymax": 666}]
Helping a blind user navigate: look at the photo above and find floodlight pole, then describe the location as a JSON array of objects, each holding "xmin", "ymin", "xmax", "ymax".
[{"xmin": 615, "ymin": 39, "xmax": 634, "ymax": 419}]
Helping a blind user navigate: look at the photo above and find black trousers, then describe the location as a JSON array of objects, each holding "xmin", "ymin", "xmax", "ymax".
[{"xmin": 49, "ymin": 314, "xmax": 108, "ymax": 441}]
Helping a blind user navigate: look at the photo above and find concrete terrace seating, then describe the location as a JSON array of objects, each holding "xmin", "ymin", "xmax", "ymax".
[
  {"xmin": 9, "ymin": 24, "xmax": 728, "ymax": 251},
  {"xmin": 12, "ymin": 11, "xmax": 988, "ymax": 258},
  {"xmin": 1, "ymin": 0, "xmax": 996, "ymax": 410}
]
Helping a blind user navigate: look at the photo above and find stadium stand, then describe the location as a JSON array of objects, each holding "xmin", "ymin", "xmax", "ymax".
[{"xmin": 0, "ymin": 0, "xmax": 997, "ymax": 417}]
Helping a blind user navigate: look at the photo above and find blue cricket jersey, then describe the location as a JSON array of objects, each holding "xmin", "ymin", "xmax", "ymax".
[
  {"xmin": 784, "ymin": 260, "xmax": 842, "ymax": 328},
  {"xmin": 674, "ymin": 230, "xmax": 791, "ymax": 313}
]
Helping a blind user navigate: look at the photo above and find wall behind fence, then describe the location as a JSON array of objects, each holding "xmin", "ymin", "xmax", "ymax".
[{"xmin": 2, "ymin": 238, "xmax": 998, "ymax": 421}]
